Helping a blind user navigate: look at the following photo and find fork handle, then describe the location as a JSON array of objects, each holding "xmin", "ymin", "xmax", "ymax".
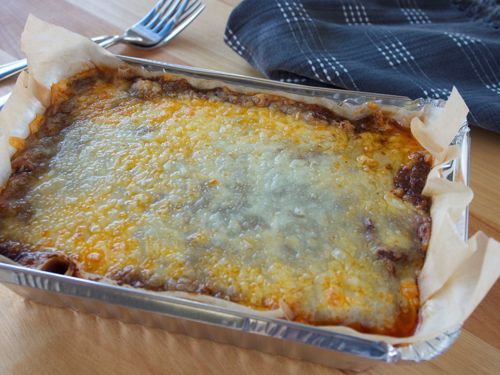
[
  {"xmin": 0, "ymin": 35, "xmax": 120, "ymax": 81},
  {"xmin": 0, "ymin": 59, "xmax": 28, "ymax": 81},
  {"xmin": 95, "ymin": 35, "xmax": 124, "ymax": 49}
]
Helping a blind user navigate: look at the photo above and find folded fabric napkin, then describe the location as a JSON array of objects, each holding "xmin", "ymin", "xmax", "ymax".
[{"xmin": 224, "ymin": 0, "xmax": 500, "ymax": 133}]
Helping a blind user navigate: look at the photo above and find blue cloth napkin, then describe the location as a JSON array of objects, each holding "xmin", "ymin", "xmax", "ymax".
[{"xmin": 224, "ymin": 0, "xmax": 500, "ymax": 133}]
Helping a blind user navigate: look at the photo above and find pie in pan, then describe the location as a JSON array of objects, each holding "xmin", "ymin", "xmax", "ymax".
[{"xmin": 0, "ymin": 17, "xmax": 499, "ymax": 343}]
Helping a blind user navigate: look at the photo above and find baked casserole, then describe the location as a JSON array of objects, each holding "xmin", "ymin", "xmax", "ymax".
[{"xmin": 0, "ymin": 67, "xmax": 433, "ymax": 337}]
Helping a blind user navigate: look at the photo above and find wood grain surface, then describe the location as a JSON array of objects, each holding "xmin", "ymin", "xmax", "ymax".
[{"xmin": 0, "ymin": 1, "xmax": 499, "ymax": 374}]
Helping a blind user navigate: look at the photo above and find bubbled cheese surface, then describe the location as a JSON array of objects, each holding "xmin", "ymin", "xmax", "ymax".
[{"xmin": 0, "ymin": 77, "xmax": 427, "ymax": 333}]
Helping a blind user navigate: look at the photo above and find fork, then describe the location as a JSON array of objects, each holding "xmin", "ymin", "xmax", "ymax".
[{"xmin": 0, "ymin": 0, "xmax": 205, "ymax": 81}]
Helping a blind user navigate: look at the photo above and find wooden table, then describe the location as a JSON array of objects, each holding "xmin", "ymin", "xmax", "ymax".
[{"xmin": 0, "ymin": 1, "xmax": 499, "ymax": 374}]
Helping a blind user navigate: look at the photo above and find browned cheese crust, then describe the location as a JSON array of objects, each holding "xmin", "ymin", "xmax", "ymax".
[{"xmin": 0, "ymin": 68, "xmax": 433, "ymax": 336}]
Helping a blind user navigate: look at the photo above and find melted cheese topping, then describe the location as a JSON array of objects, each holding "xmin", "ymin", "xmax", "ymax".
[{"xmin": 0, "ymin": 76, "xmax": 428, "ymax": 334}]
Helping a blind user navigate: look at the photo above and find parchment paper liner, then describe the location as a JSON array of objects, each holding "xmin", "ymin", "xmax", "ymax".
[{"xmin": 0, "ymin": 16, "xmax": 498, "ymax": 345}]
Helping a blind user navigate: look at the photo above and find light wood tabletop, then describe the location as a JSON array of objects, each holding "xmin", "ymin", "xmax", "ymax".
[{"xmin": 0, "ymin": 1, "xmax": 499, "ymax": 374}]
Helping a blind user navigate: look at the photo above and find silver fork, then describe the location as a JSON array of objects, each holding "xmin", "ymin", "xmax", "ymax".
[{"xmin": 0, "ymin": 0, "xmax": 205, "ymax": 81}]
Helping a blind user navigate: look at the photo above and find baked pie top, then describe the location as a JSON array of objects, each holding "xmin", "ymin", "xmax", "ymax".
[{"xmin": 0, "ymin": 69, "xmax": 432, "ymax": 336}]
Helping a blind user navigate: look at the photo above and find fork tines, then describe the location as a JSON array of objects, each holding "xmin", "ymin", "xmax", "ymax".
[{"xmin": 138, "ymin": 0, "xmax": 203, "ymax": 34}]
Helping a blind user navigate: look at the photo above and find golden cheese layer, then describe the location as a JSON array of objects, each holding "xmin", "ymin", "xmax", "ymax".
[{"xmin": 0, "ymin": 71, "xmax": 431, "ymax": 336}]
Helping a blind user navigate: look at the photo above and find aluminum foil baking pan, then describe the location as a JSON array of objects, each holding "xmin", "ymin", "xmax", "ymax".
[{"xmin": 0, "ymin": 56, "xmax": 470, "ymax": 371}]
